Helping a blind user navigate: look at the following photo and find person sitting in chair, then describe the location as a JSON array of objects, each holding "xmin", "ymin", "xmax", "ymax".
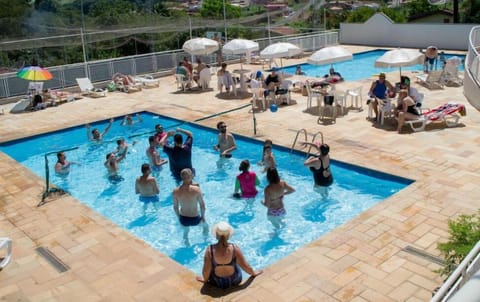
[
  {"xmin": 264, "ymin": 69, "xmax": 281, "ymax": 98},
  {"xmin": 32, "ymin": 94, "xmax": 46, "ymax": 110},
  {"xmin": 395, "ymin": 89, "xmax": 420, "ymax": 133},
  {"xmin": 368, "ymin": 73, "xmax": 394, "ymax": 121}
]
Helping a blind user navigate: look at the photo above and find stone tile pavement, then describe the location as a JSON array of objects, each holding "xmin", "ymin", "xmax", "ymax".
[{"xmin": 0, "ymin": 46, "xmax": 479, "ymax": 301}]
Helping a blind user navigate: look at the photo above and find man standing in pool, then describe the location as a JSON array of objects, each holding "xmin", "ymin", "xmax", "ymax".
[
  {"xmin": 146, "ymin": 136, "xmax": 167, "ymax": 169},
  {"xmin": 173, "ymin": 168, "xmax": 206, "ymax": 225},
  {"xmin": 104, "ymin": 151, "xmax": 125, "ymax": 183},
  {"xmin": 55, "ymin": 152, "xmax": 71, "ymax": 175},
  {"xmin": 213, "ymin": 121, "xmax": 236, "ymax": 158},
  {"xmin": 159, "ymin": 127, "xmax": 194, "ymax": 181},
  {"xmin": 136, "ymin": 163, "xmax": 160, "ymax": 201},
  {"xmin": 86, "ymin": 118, "xmax": 114, "ymax": 142}
]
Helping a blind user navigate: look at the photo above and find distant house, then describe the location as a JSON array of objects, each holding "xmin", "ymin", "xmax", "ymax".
[{"xmin": 409, "ymin": 10, "xmax": 454, "ymax": 23}]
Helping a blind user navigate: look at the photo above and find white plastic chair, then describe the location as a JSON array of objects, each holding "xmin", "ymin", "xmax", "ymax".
[
  {"xmin": 198, "ymin": 68, "xmax": 212, "ymax": 89},
  {"xmin": 176, "ymin": 74, "xmax": 190, "ymax": 92},
  {"xmin": 378, "ymin": 99, "xmax": 395, "ymax": 125},
  {"xmin": 276, "ymin": 80, "xmax": 292, "ymax": 105},
  {"xmin": 305, "ymin": 81, "xmax": 322, "ymax": 110},
  {"xmin": 0, "ymin": 238, "xmax": 12, "ymax": 271},
  {"xmin": 250, "ymin": 79, "xmax": 266, "ymax": 111},
  {"xmin": 346, "ymin": 86, "xmax": 363, "ymax": 111},
  {"xmin": 334, "ymin": 90, "xmax": 347, "ymax": 116}
]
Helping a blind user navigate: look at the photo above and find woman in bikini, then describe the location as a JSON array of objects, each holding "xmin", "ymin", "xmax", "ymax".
[
  {"xmin": 197, "ymin": 221, "xmax": 263, "ymax": 289},
  {"xmin": 263, "ymin": 167, "xmax": 295, "ymax": 226}
]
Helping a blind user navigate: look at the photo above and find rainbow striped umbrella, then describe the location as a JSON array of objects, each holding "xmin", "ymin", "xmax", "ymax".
[{"xmin": 16, "ymin": 66, "xmax": 53, "ymax": 81}]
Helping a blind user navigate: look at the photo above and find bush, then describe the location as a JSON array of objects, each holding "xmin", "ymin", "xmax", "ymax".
[{"xmin": 437, "ymin": 211, "xmax": 480, "ymax": 277}]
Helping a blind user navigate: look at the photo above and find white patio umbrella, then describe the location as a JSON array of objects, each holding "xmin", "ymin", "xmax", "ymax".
[
  {"xmin": 222, "ymin": 39, "xmax": 259, "ymax": 69},
  {"xmin": 222, "ymin": 39, "xmax": 259, "ymax": 55},
  {"xmin": 307, "ymin": 46, "xmax": 353, "ymax": 67},
  {"xmin": 374, "ymin": 48, "xmax": 425, "ymax": 77},
  {"xmin": 182, "ymin": 37, "xmax": 219, "ymax": 56},
  {"xmin": 260, "ymin": 42, "xmax": 302, "ymax": 67}
]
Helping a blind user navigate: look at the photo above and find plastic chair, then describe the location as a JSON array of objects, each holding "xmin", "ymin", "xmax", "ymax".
[
  {"xmin": 346, "ymin": 86, "xmax": 363, "ymax": 111},
  {"xmin": 305, "ymin": 81, "xmax": 322, "ymax": 110},
  {"xmin": 275, "ymin": 80, "xmax": 292, "ymax": 105},
  {"xmin": 377, "ymin": 99, "xmax": 395, "ymax": 125},
  {"xmin": 0, "ymin": 238, "xmax": 12, "ymax": 271},
  {"xmin": 333, "ymin": 90, "xmax": 347, "ymax": 116},
  {"xmin": 250, "ymin": 79, "xmax": 266, "ymax": 111}
]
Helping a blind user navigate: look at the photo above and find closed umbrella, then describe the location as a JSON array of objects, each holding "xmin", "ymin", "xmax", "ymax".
[
  {"xmin": 307, "ymin": 46, "xmax": 353, "ymax": 67},
  {"xmin": 260, "ymin": 42, "xmax": 302, "ymax": 67},
  {"xmin": 374, "ymin": 48, "xmax": 425, "ymax": 77},
  {"xmin": 16, "ymin": 65, "xmax": 53, "ymax": 81},
  {"xmin": 182, "ymin": 37, "xmax": 219, "ymax": 56}
]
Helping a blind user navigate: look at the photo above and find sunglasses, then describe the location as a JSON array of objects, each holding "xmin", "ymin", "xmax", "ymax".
[{"xmin": 220, "ymin": 125, "xmax": 227, "ymax": 129}]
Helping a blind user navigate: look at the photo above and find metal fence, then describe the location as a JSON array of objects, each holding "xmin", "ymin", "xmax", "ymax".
[{"xmin": 0, "ymin": 30, "xmax": 338, "ymax": 100}]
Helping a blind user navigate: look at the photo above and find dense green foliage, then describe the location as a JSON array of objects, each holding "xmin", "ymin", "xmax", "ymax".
[
  {"xmin": 199, "ymin": 0, "xmax": 241, "ymax": 19},
  {"xmin": 437, "ymin": 211, "xmax": 480, "ymax": 277}
]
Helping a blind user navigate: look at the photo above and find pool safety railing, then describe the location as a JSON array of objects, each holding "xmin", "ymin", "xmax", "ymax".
[
  {"xmin": 291, "ymin": 129, "xmax": 324, "ymax": 157},
  {"xmin": 431, "ymin": 240, "xmax": 480, "ymax": 302},
  {"xmin": 38, "ymin": 146, "xmax": 78, "ymax": 207}
]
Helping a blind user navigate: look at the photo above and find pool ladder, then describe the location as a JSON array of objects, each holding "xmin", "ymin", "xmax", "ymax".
[{"xmin": 291, "ymin": 129, "xmax": 324, "ymax": 157}]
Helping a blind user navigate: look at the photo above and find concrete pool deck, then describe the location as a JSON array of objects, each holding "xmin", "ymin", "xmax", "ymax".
[{"xmin": 0, "ymin": 45, "xmax": 479, "ymax": 301}]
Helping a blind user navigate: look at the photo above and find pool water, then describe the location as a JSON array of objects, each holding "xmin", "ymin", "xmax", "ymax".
[
  {"xmin": 279, "ymin": 49, "xmax": 465, "ymax": 81},
  {"xmin": 0, "ymin": 113, "xmax": 413, "ymax": 275}
]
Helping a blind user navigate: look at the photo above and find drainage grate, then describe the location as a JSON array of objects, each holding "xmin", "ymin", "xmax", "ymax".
[
  {"xmin": 35, "ymin": 247, "xmax": 70, "ymax": 273},
  {"xmin": 402, "ymin": 245, "xmax": 445, "ymax": 266}
]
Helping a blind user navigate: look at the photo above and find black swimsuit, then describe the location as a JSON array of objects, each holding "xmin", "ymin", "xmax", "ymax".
[
  {"xmin": 207, "ymin": 244, "xmax": 242, "ymax": 289},
  {"xmin": 310, "ymin": 157, "xmax": 333, "ymax": 187}
]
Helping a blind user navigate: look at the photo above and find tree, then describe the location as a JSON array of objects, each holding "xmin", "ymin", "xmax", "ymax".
[
  {"xmin": 34, "ymin": 0, "xmax": 60, "ymax": 12},
  {"xmin": 199, "ymin": 0, "xmax": 240, "ymax": 19},
  {"xmin": 437, "ymin": 211, "xmax": 480, "ymax": 277},
  {"xmin": 0, "ymin": 0, "xmax": 31, "ymax": 38},
  {"xmin": 89, "ymin": 0, "xmax": 136, "ymax": 26}
]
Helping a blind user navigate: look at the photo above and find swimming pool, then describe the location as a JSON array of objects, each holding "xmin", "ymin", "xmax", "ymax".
[
  {"xmin": 279, "ymin": 49, "xmax": 465, "ymax": 81},
  {"xmin": 0, "ymin": 112, "xmax": 413, "ymax": 275}
]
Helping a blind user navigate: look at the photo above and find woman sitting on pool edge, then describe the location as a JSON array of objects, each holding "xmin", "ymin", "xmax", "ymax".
[
  {"xmin": 197, "ymin": 221, "xmax": 263, "ymax": 289},
  {"xmin": 234, "ymin": 160, "xmax": 260, "ymax": 198}
]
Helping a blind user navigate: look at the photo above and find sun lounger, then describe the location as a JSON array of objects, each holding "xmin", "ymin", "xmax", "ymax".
[
  {"xmin": 10, "ymin": 98, "xmax": 31, "ymax": 113},
  {"xmin": 402, "ymin": 102, "xmax": 466, "ymax": 132},
  {"xmin": 76, "ymin": 78, "xmax": 107, "ymax": 98},
  {"xmin": 415, "ymin": 70, "xmax": 444, "ymax": 89},
  {"xmin": 134, "ymin": 75, "xmax": 159, "ymax": 88}
]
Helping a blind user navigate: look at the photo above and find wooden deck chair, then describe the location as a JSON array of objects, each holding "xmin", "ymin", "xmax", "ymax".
[
  {"xmin": 415, "ymin": 70, "xmax": 444, "ymax": 89},
  {"xmin": 76, "ymin": 78, "xmax": 107, "ymax": 98}
]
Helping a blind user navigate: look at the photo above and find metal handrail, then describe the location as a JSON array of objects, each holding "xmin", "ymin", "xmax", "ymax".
[
  {"xmin": 291, "ymin": 128, "xmax": 308, "ymax": 153},
  {"xmin": 431, "ymin": 240, "xmax": 480, "ymax": 302}
]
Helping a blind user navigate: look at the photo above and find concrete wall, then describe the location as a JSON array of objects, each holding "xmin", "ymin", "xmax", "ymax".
[{"xmin": 339, "ymin": 13, "xmax": 477, "ymax": 51}]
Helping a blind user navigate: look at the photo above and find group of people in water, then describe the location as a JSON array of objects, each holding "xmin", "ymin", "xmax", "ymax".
[{"xmin": 55, "ymin": 116, "xmax": 334, "ymax": 289}]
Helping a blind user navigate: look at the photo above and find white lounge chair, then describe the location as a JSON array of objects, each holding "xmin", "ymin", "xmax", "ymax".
[
  {"xmin": 400, "ymin": 102, "xmax": 466, "ymax": 132},
  {"xmin": 134, "ymin": 75, "xmax": 159, "ymax": 88},
  {"xmin": 76, "ymin": 78, "xmax": 107, "ymax": 98},
  {"xmin": 415, "ymin": 70, "xmax": 444, "ymax": 89},
  {"xmin": 443, "ymin": 61, "xmax": 463, "ymax": 87},
  {"xmin": 0, "ymin": 237, "xmax": 12, "ymax": 271},
  {"xmin": 10, "ymin": 98, "xmax": 31, "ymax": 113}
]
